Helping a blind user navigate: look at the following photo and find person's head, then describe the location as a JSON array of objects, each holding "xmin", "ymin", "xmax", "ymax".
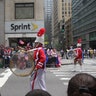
[
  {"xmin": 34, "ymin": 42, "xmax": 43, "ymax": 48},
  {"xmin": 67, "ymin": 73, "xmax": 96, "ymax": 96},
  {"xmin": 34, "ymin": 37, "xmax": 44, "ymax": 48},
  {"xmin": 25, "ymin": 89, "xmax": 52, "ymax": 96}
]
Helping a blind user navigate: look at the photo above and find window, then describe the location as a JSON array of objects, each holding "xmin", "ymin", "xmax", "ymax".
[{"xmin": 15, "ymin": 3, "xmax": 34, "ymax": 19}]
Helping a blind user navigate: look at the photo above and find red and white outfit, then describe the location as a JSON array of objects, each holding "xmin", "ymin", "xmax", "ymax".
[
  {"xmin": 72, "ymin": 39, "xmax": 83, "ymax": 72},
  {"xmin": 73, "ymin": 47, "xmax": 83, "ymax": 72},
  {"xmin": 30, "ymin": 28, "xmax": 46, "ymax": 90},
  {"xmin": 30, "ymin": 46, "xmax": 46, "ymax": 91},
  {"xmin": 74, "ymin": 47, "xmax": 82, "ymax": 60}
]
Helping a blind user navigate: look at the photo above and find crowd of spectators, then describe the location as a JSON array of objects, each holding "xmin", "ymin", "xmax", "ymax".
[
  {"xmin": 83, "ymin": 48, "xmax": 96, "ymax": 58},
  {"xmin": 0, "ymin": 45, "xmax": 61, "ymax": 68},
  {"xmin": 45, "ymin": 47, "xmax": 61, "ymax": 68},
  {"xmin": 0, "ymin": 44, "xmax": 33, "ymax": 68}
]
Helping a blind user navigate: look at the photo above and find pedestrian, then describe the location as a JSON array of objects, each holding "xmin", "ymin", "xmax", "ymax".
[
  {"xmin": 60, "ymin": 49, "xmax": 64, "ymax": 59},
  {"xmin": 30, "ymin": 28, "xmax": 47, "ymax": 91},
  {"xmin": 73, "ymin": 42, "xmax": 83, "ymax": 72},
  {"xmin": 46, "ymin": 47, "xmax": 53, "ymax": 67},
  {"xmin": 67, "ymin": 73, "xmax": 96, "ymax": 96}
]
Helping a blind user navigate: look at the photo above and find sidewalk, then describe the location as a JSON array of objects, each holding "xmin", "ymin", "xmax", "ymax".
[{"xmin": 61, "ymin": 58, "xmax": 96, "ymax": 65}]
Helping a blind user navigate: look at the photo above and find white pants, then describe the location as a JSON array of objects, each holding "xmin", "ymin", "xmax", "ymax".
[{"xmin": 30, "ymin": 68, "xmax": 46, "ymax": 91}]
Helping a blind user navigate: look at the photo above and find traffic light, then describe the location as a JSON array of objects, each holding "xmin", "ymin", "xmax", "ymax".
[
  {"xmin": 62, "ymin": 25, "xmax": 64, "ymax": 32},
  {"xmin": 62, "ymin": 29, "xmax": 64, "ymax": 32}
]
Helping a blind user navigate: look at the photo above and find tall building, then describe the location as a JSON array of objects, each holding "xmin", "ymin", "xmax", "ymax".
[
  {"xmin": 44, "ymin": 0, "xmax": 53, "ymax": 47},
  {"xmin": 62, "ymin": 0, "xmax": 72, "ymax": 22},
  {"xmin": 62, "ymin": 0, "xmax": 72, "ymax": 49},
  {"xmin": 52, "ymin": 0, "xmax": 62, "ymax": 48},
  {"xmin": 65, "ymin": 18, "xmax": 73, "ymax": 48},
  {"xmin": 52, "ymin": 0, "xmax": 72, "ymax": 49},
  {"xmin": 72, "ymin": 0, "xmax": 96, "ymax": 49},
  {"xmin": 0, "ymin": 0, "xmax": 5, "ymax": 45},
  {"xmin": 0, "ymin": 0, "xmax": 45, "ymax": 47}
]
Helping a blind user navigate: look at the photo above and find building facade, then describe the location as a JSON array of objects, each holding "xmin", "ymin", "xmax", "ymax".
[
  {"xmin": 44, "ymin": 0, "xmax": 53, "ymax": 47},
  {"xmin": 65, "ymin": 18, "xmax": 73, "ymax": 49},
  {"xmin": 62, "ymin": 0, "xmax": 72, "ymax": 22},
  {"xmin": 51, "ymin": 0, "xmax": 72, "ymax": 49},
  {"xmin": 52, "ymin": 0, "xmax": 62, "ymax": 48},
  {"xmin": 62, "ymin": 0, "xmax": 72, "ymax": 49},
  {"xmin": 72, "ymin": 0, "xmax": 96, "ymax": 49},
  {"xmin": 0, "ymin": 0, "xmax": 5, "ymax": 45},
  {"xmin": 2, "ymin": 0, "xmax": 44, "ymax": 47}
]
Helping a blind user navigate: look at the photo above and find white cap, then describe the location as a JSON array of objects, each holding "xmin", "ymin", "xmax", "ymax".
[
  {"xmin": 35, "ymin": 36, "xmax": 44, "ymax": 44},
  {"xmin": 77, "ymin": 43, "xmax": 81, "ymax": 47}
]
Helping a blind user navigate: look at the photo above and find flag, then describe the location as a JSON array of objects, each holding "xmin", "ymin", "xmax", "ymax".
[
  {"xmin": 19, "ymin": 40, "xmax": 24, "ymax": 45},
  {"xmin": 27, "ymin": 42, "xmax": 30, "ymax": 46}
]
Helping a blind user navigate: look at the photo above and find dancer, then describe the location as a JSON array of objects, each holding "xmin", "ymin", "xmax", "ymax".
[
  {"xmin": 30, "ymin": 28, "xmax": 47, "ymax": 91},
  {"xmin": 73, "ymin": 39, "xmax": 82, "ymax": 72}
]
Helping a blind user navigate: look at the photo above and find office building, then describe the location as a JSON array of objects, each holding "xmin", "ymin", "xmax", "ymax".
[
  {"xmin": 72, "ymin": 0, "xmax": 96, "ymax": 49},
  {"xmin": 44, "ymin": 0, "xmax": 53, "ymax": 47}
]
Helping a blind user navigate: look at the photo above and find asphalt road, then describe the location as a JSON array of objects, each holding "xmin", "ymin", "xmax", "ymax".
[{"xmin": 0, "ymin": 58, "xmax": 96, "ymax": 96}]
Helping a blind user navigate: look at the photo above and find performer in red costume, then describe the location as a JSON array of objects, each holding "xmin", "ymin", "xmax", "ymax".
[
  {"xmin": 73, "ymin": 39, "xmax": 83, "ymax": 72},
  {"xmin": 30, "ymin": 28, "xmax": 47, "ymax": 91}
]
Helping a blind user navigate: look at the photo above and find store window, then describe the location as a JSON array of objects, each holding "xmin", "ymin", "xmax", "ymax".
[{"xmin": 15, "ymin": 3, "xmax": 34, "ymax": 19}]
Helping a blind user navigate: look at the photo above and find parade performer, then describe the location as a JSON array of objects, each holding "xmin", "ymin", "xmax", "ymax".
[
  {"xmin": 73, "ymin": 39, "xmax": 82, "ymax": 72},
  {"xmin": 30, "ymin": 28, "xmax": 47, "ymax": 91}
]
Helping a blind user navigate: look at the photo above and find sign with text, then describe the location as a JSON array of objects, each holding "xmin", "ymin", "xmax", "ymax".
[{"xmin": 5, "ymin": 21, "xmax": 44, "ymax": 33}]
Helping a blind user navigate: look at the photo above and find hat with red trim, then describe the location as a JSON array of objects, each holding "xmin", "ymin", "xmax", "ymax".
[
  {"xmin": 77, "ymin": 38, "xmax": 82, "ymax": 47},
  {"xmin": 35, "ymin": 28, "xmax": 46, "ymax": 44}
]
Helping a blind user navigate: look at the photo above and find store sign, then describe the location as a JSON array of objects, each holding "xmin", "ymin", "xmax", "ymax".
[
  {"xmin": 5, "ymin": 21, "xmax": 44, "ymax": 33},
  {"xmin": 11, "ymin": 23, "xmax": 31, "ymax": 31}
]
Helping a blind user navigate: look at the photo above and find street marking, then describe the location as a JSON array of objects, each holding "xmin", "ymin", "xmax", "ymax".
[
  {"xmin": 0, "ymin": 68, "xmax": 16, "ymax": 87},
  {"xmin": 53, "ymin": 72, "xmax": 67, "ymax": 74},
  {"xmin": 56, "ymin": 74, "xmax": 69, "ymax": 76},
  {"xmin": 63, "ymin": 82, "xmax": 68, "ymax": 85},
  {"xmin": 85, "ymin": 72, "xmax": 96, "ymax": 73},
  {"xmin": 60, "ymin": 77, "xmax": 70, "ymax": 80},
  {"xmin": 48, "ymin": 59, "xmax": 96, "ymax": 88}
]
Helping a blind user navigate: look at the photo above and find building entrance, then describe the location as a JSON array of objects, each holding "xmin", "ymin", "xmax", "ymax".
[{"xmin": 9, "ymin": 37, "xmax": 36, "ymax": 47}]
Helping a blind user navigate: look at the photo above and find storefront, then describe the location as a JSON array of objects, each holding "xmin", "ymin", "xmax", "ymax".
[
  {"xmin": 5, "ymin": 21, "xmax": 44, "ymax": 47},
  {"xmin": 4, "ymin": 0, "xmax": 44, "ymax": 47},
  {"xmin": 9, "ymin": 38, "xmax": 36, "ymax": 47}
]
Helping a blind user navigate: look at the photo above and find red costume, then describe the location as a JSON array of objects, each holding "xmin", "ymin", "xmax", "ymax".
[
  {"xmin": 30, "ymin": 28, "xmax": 46, "ymax": 91},
  {"xmin": 74, "ymin": 47, "xmax": 82, "ymax": 60},
  {"xmin": 72, "ymin": 38, "xmax": 83, "ymax": 72},
  {"xmin": 33, "ymin": 47, "xmax": 46, "ymax": 69}
]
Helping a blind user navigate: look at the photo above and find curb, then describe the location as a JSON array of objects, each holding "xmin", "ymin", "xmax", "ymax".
[{"xmin": 61, "ymin": 63, "xmax": 73, "ymax": 65}]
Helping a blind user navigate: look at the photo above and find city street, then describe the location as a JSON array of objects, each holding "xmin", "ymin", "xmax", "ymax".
[
  {"xmin": 0, "ymin": 58, "xmax": 96, "ymax": 96},
  {"xmin": 0, "ymin": 0, "xmax": 96, "ymax": 96}
]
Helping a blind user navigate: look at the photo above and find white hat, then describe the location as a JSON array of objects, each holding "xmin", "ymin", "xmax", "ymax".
[
  {"xmin": 77, "ymin": 38, "xmax": 82, "ymax": 47},
  {"xmin": 77, "ymin": 43, "xmax": 81, "ymax": 47},
  {"xmin": 35, "ymin": 36, "xmax": 44, "ymax": 44}
]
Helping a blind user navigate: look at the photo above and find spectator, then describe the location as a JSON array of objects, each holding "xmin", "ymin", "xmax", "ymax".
[
  {"xmin": 60, "ymin": 49, "xmax": 64, "ymax": 59},
  {"xmin": 25, "ymin": 89, "xmax": 52, "ymax": 96},
  {"xmin": 67, "ymin": 73, "xmax": 96, "ymax": 96}
]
